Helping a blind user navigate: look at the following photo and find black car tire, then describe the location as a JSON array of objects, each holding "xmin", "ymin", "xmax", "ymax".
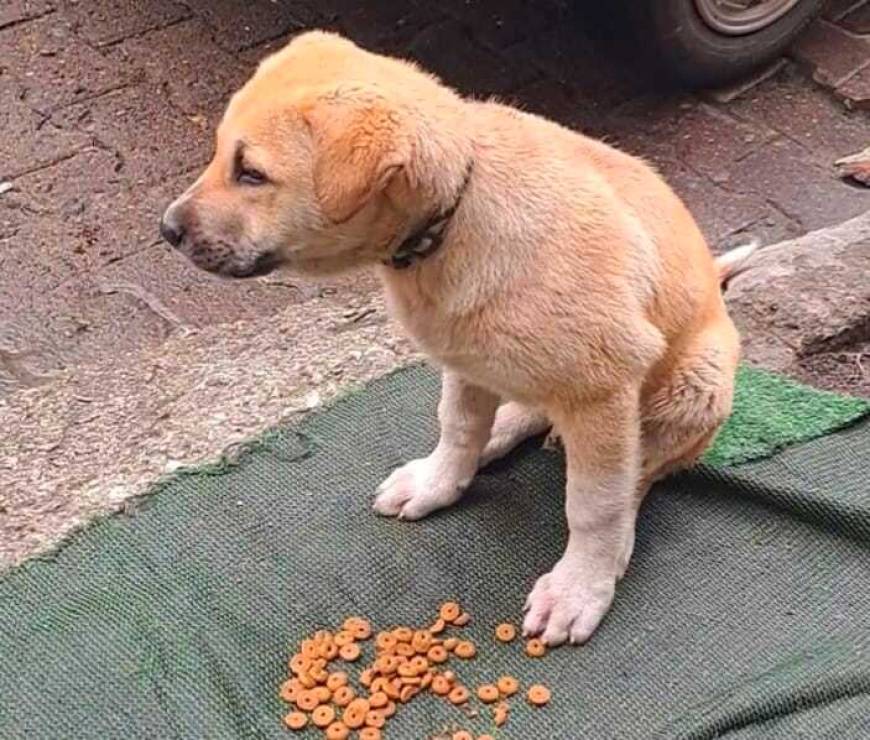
[{"xmin": 623, "ymin": 0, "xmax": 826, "ymax": 88}]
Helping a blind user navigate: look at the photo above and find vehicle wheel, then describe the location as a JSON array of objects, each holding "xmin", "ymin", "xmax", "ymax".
[{"xmin": 623, "ymin": 0, "xmax": 826, "ymax": 88}]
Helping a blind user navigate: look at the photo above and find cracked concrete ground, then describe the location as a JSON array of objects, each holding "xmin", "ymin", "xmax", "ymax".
[{"xmin": 1, "ymin": 0, "xmax": 869, "ymax": 567}]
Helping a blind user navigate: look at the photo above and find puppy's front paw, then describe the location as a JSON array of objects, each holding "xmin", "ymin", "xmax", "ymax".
[
  {"xmin": 522, "ymin": 556, "xmax": 616, "ymax": 646},
  {"xmin": 373, "ymin": 457, "xmax": 467, "ymax": 521}
]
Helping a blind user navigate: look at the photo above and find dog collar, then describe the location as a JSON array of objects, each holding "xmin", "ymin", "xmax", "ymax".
[{"xmin": 385, "ymin": 161, "xmax": 473, "ymax": 270}]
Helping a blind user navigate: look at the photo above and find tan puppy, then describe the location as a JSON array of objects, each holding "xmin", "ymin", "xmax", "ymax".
[{"xmin": 161, "ymin": 31, "xmax": 746, "ymax": 646}]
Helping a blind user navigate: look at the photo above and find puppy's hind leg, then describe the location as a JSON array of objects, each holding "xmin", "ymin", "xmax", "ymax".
[{"xmin": 479, "ymin": 402, "xmax": 551, "ymax": 469}]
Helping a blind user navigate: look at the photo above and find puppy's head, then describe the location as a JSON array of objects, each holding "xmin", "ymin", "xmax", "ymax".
[{"xmin": 160, "ymin": 32, "xmax": 436, "ymax": 277}]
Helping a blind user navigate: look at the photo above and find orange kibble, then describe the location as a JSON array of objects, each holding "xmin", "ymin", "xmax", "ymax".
[
  {"xmin": 334, "ymin": 630, "xmax": 355, "ymax": 647},
  {"xmin": 410, "ymin": 656, "xmax": 429, "ymax": 674},
  {"xmin": 360, "ymin": 728, "xmax": 382, "ymax": 740},
  {"xmin": 527, "ymin": 684, "xmax": 551, "ymax": 706},
  {"xmin": 393, "ymin": 627, "xmax": 413, "ymax": 642},
  {"xmin": 289, "ymin": 654, "xmax": 309, "ymax": 674},
  {"xmin": 448, "ymin": 686, "xmax": 469, "ymax": 705},
  {"xmin": 365, "ymin": 710, "xmax": 386, "ymax": 728},
  {"xmin": 375, "ymin": 632, "xmax": 398, "ymax": 652},
  {"xmin": 311, "ymin": 666, "xmax": 329, "ymax": 684},
  {"xmin": 327, "ymin": 672, "xmax": 348, "ymax": 691},
  {"xmin": 314, "ymin": 686, "xmax": 332, "ymax": 703},
  {"xmin": 301, "ymin": 639, "xmax": 318, "ymax": 659},
  {"xmin": 375, "ymin": 655, "xmax": 399, "ymax": 675},
  {"xmin": 493, "ymin": 701, "xmax": 509, "ymax": 727},
  {"xmin": 443, "ymin": 637, "xmax": 459, "ymax": 651},
  {"xmin": 477, "ymin": 684, "xmax": 499, "ymax": 703},
  {"xmin": 369, "ymin": 691, "xmax": 388, "ymax": 709},
  {"xmin": 298, "ymin": 672, "xmax": 317, "ymax": 689},
  {"xmin": 431, "ymin": 675, "xmax": 451, "ymax": 695},
  {"xmin": 525, "ymin": 638, "xmax": 547, "ymax": 658},
  {"xmin": 312, "ymin": 705, "xmax": 336, "ymax": 728},
  {"xmin": 439, "ymin": 602, "xmax": 461, "ymax": 623},
  {"xmin": 296, "ymin": 690, "xmax": 319, "ymax": 712},
  {"xmin": 454, "ymin": 641, "xmax": 477, "ymax": 659},
  {"xmin": 346, "ymin": 618, "xmax": 373, "ymax": 640},
  {"xmin": 313, "ymin": 629, "xmax": 333, "ymax": 643},
  {"xmin": 332, "ymin": 686, "xmax": 355, "ymax": 707},
  {"xmin": 395, "ymin": 642, "xmax": 415, "ymax": 658},
  {"xmin": 370, "ymin": 677, "xmax": 389, "ymax": 694},
  {"xmin": 497, "ymin": 676, "xmax": 519, "ymax": 697},
  {"xmin": 343, "ymin": 698, "xmax": 370, "ymax": 729},
  {"xmin": 339, "ymin": 643, "xmax": 361, "ymax": 662},
  {"xmin": 495, "ymin": 623, "xmax": 517, "ymax": 643},
  {"xmin": 430, "ymin": 618, "xmax": 446, "ymax": 634},
  {"xmin": 325, "ymin": 721, "xmax": 350, "ymax": 740},
  {"xmin": 382, "ymin": 701, "xmax": 397, "ymax": 718},
  {"xmin": 399, "ymin": 685, "xmax": 420, "ymax": 703},
  {"xmin": 321, "ymin": 642, "xmax": 339, "ymax": 660},
  {"xmin": 279, "ymin": 678, "xmax": 301, "ymax": 703},
  {"xmin": 411, "ymin": 630, "xmax": 433, "ymax": 653},
  {"xmin": 384, "ymin": 678, "xmax": 402, "ymax": 700},
  {"xmin": 283, "ymin": 711, "xmax": 308, "ymax": 730},
  {"xmin": 452, "ymin": 731, "xmax": 473, "ymax": 740},
  {"xmin": 360, "ymin": 668, "xmax": 374, "ymax": 687},
  {"xmin": 420, "ymin": 672, "xmax": 433, "ymax": 690},
  {"xmin": 427, "ymin": 645, "xmax": 448, "ymax": 663},
  {"xmin": 454, "ymin": 612, "xmax": 471, "ymax": 627}
]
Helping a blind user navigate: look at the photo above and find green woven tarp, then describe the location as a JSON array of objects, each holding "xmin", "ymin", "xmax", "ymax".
[{"xmin": 1, "ymin": 365, "xmax": 869, "ymax": 739}]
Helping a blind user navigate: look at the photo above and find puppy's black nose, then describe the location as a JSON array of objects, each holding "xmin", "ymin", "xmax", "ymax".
[{"xmin": 159, "ymin": 218, "xmax": 184, "ymax": 248}]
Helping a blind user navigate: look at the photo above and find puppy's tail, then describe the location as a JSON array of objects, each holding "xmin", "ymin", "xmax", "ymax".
[{"xmin": 715, "ymin": 240, "xmax": 759, "ymax": 284}]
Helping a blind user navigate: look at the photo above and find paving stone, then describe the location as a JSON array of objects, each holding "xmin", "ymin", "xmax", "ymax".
[
  {"xmin": 725, "ymin": 64, "xmax": 870, "ymax": 164},
  {"xmin": 1, "ymin": 14, "xmax": 132, "ymax": 113},
  {"xmin": 791, "ymin": 19, "xmax": 870, "ymax": 87},
  {"xmin": 728, "ymin": 138, "xmax": 870, "ymax": 232},
  {"xmin": 511, "ymin": 26, "xmax": 646, "ymax": 111},
  {"xmin": 664, "ymin": 162, "xmax": 799, "ymax": 249},
  {"xmin": 0, "ymin": 77, "xmax": 90, "ymax": 179},
  {"xmin": 50, "ymin": 85, "xmax": 210, "ymax": 187},
  {"xmin": 670, "ymin": 104, "xmax": 775, "ymax": 184},
  {"xmin": 0, "ymin": 0, "xmax": 54, "ymax": 29},
  {"xmin": 320, "ymin": 0, "xmax": 444, "ymax": 53},
  {"xmin": 840, "ymin": 0, "xmax": 870, "ymax": 33},
  {"xmin": 7, "ymin": 149, "xmax": 188, "ymax": 272},
  {"xmin": 507, "ymin": 77, "xmax": 601, "ymax": 135},
  {"xmin": 406, "ymin": 19, "xmax": 538, "ymax": 96},
  {"xmin": 439, "ymin": 0, "xmax": 563, "ymax": 49},
  {"xmin": 60, "ymin": 0, "xmax": 189, "ymax": 47},
  {"xmin": 109, "ymin": 19, "xmax": 250, "ymax": 121},
  {"xmin": 837, "ymin": 63, "xmax": 870, "ymax": 108},
  {"xmin": 181, "ymin": 0, "xmax": 316, "ymax": 52}
]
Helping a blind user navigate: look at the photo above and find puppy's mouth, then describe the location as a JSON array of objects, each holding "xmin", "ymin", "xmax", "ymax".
[{"xmin": 223, "ymin": 250, "xmax": 283, "ymax": 278}]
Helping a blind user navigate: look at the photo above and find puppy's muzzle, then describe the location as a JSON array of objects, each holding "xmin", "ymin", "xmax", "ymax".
[{"xmin": 160, "ymin": 200, "xmax": 186, "ymax": 249}]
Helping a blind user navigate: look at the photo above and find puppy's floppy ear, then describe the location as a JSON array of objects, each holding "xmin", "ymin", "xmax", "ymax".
[{"xmin": 302, "ymin": 92, "xmax": 410, "ymax": 223}]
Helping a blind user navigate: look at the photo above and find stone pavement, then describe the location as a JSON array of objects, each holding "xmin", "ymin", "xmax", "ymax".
[{"xmin": 1, "ymin": 1, "xmax": 869, "ymax": 565}]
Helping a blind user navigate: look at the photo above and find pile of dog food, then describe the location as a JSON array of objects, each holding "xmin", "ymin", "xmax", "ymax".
[{"xmin": 279, "ymin": 602, "xmax": 551, "ymax": 738}]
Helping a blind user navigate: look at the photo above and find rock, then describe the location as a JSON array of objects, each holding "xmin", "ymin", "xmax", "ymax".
[
  {"xmin": 835, "ymin": 146, "xmax": 870, "ymax": 186},
  {"xmin": 725, "ymin": 212, "xmax": 870, "ymax": 374}
]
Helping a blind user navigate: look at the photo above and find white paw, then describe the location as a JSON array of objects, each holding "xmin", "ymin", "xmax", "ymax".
[
  {"xmin": 522, "ymin": 556, "xmax": 616, "ymax": 646},
  {"xmin": 373, "ymin": 457, "xmax": 468, "ymax": 521}
]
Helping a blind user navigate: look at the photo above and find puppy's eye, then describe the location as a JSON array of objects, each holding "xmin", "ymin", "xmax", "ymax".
[{"xmin": 237, "ymin": 167, "xmax": 267, "ymax": 186}]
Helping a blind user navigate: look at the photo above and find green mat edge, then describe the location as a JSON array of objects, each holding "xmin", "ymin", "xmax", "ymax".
[{"xmin": 16, "ymin": 363, "xmax": 870, "ymax": 571}]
